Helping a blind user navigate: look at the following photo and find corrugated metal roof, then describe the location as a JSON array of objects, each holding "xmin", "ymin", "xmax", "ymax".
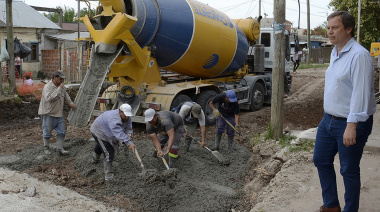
[
  {"xmin": 0, "ymin": 1, "xmax": 60, "ymax": 29},
  {"xmin": 0, "ymin": 20, "xmax": 6, "ymax": 27},
  {"xmin": 47, "ymin": 32, "xmax": 91, "ymax": 41}
]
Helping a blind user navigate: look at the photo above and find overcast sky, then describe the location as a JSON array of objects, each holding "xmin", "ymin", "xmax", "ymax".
[{"xmin": 22, "ymin": 0, "xmax": 334, "ymax": 29}]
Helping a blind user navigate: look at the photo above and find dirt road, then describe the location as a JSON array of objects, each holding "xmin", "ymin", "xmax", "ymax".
[{"xmin": 0, "ymin": 67, "xmax": 379, "ymax": 211}]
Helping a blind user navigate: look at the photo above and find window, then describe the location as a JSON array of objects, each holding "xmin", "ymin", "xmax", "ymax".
[
  {"xmin": 260, "ymin": 33, "xmax": 271, "ymax": 47},
  {"xmin": 23, "ymin": 42, "xmax": 39, "ymax": 62}
]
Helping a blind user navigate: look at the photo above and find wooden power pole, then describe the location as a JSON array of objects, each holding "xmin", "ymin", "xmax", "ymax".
[
  {"xmin": 271, "ymin": 0, "xmax": 286, "ymax": 140},
  {"xmin": 6, "ymin": 0, "xmax": 16, "ymax": 95}
]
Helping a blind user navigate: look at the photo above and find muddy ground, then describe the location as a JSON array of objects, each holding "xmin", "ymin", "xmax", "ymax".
[{"xmin": 0, "ymin": 68, "xmax": 341, "ymax": 211}]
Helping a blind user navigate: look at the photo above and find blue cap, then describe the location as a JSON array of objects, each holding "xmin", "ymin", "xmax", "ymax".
[{"xmin": 226, "ymin": 90, "xmax": 237, "ymax": 102}]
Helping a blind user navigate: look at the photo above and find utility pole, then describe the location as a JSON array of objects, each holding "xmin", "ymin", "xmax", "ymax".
[
  {"xmin": 6, "ymin": 0, "xmax": 16, "ymax": 95},
  {"xmin": 271, "ymin": 0, "xmax": 285, "ymax": 140},
  {"xmin": 357, "ymin": 0, "xmax": 361, "ymax": 42},
  {"xmin": 77, "ymin": 0, "xmax": 81, "ymax": 82},
  {"xmin": 259, "ymin": 0, "xmax": 261, "ymax": 17},
  {"xmin": 307, "ymin": 0, "xmax": 310, "ymax": 64}
]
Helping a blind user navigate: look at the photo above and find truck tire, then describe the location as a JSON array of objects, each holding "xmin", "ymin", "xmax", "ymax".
[
  {"xmin": 196, "ymin": 90, "xmax": 217, "ymax": 126},
  {"xmin": 170, "ymin": 94, "xmax": 192, "ymax": 111},
  {"xmin": 250, "ymin": 82, "xmax": 265, "ymax": 111}
]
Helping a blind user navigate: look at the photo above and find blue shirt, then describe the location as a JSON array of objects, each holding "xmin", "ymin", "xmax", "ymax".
[
  {"xmin": 90, "ymin": 109, "xmax": 133, "ymax": 147},
  {"xmin": 324, "ymin": 38, "xmax": 376, "ymax": 123}
]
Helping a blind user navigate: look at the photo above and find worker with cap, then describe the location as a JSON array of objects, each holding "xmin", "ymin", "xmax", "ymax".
[
  {"xmin": 176, "ymin": 102, "xmax": 206, "ymax": 151},
  {"xmin": 209, "ymin": 90, "xmax": 240, "ymax": 151},
  {"xmin": 38, "ymin": 70, "xmax": 77, "ymax": 155},
  {"xmin": 89, "ymin": 103, "xmax": 136, "ymax": 181},
  {"xmin": 144, "ymin": 108, "xmax": 185, "ymax": 168}
]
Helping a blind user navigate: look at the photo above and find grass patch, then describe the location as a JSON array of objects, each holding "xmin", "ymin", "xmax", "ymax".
[
  {"xmin": 249, "ymin": 133, "xmax": 263, "ymax": 147},
  {"xmin": 278, "ymin": 135, "xmax": 297, "ymax": 148},
  {"xmin": 289, "ymin": 138, "xmax": 314, "ymax": 152},
  {"xmin": 264, "ymin": 123, "xmax": 273, "ymax": 140},
  {"xmin": 298, "ymin": 63, "xmax": 329, "ymax": 69}
]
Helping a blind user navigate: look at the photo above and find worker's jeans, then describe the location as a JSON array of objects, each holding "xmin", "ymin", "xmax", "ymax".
[
  {"xmin": 313, "ymin": 113, "xmax": 373, "ymax": 212},
  {"xmin": 216, "ymin": 115, "xmax": 235, "ymax": 136},
  {"xmin": 41, "ymin": 115, "xmax": 66, "ymax": 138}
]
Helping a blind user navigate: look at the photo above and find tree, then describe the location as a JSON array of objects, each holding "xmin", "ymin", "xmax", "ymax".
[
  {"xmin": 44, "ymin": 6, "xmax": 95, "ymax": 23},
  {"xmin": 329, "ymin": 0, "xmax": 380, "ymax": 49},
  {"xmin": 313, "ymin": 26, "xmax": 328, "ymax": 37}
]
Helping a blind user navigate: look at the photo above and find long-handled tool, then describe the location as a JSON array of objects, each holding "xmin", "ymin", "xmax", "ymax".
[
  {"xmin": 187, "ymin": 134, "xmax": 226, "ymax": 163},
  {"xmin": 196, "ymin": 140, "xmax": 227, "ymax": 163},
  {"xmin": 161, "ymin": 157, "xmax": 170, "ymax": 170},
  {"xmin": 220, "ymin": 115, "xmax": 241, "ymax": 136},
  {"xmin": 134, "ymin": 148, "xmax": 146, "ymax": 172}
]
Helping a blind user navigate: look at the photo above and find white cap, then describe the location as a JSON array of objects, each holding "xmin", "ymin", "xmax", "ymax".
[
  {"xmin": 144, "ymin": 108, "xmax": 156, "ymax": 122},
  {"xmin": 120, "ymin": 104, "xmax": 133, "ymax": 117}
]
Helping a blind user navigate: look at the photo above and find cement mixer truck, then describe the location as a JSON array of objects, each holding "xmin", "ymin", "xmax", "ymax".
[{"xmin": 68, "ymin": 0, "xmax": 292, "ymax": 127}]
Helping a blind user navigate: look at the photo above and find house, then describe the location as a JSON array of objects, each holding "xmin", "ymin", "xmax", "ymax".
[{"xmin": 0, "ymin": 1, "xmax": 61, "ymax": 78}]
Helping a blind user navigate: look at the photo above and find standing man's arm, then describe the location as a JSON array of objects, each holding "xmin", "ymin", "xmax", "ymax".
[{"xmin": 344, "ymin": 53, "xmax": 374, "ymax": 147}]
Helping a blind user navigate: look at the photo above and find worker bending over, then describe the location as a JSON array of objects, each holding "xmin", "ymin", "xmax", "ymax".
[
  {"xmin": 144, "ymin": 108, "xmax": 185, "ymax": 168},
  {"xmin": 90, "ymin": 103, "xmax": 136, "ymax": 181},
  {"xmin": 175, "ymin": 102, "xmax": 206, "ymax": 151}
]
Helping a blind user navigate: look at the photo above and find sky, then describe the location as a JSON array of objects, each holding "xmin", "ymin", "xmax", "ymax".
[{"xmin": 22, "ymin": 0, "xmax": 334, "ymax": 29}]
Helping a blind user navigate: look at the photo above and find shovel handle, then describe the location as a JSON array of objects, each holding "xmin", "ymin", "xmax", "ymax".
[
  {"xmin": 196, "ymin": 140, "xmax": 213, "ymax": 152},
  {"xmin": 161, "ymin": 157, "xmax": 170, "ymax": 170},
  {"xmin": 221, "ymin": 115, "xmax": 241, "ymax": 136},
  {"xmin": 134, "ymin": 149, "xmax": 145, "ymax": 169}
]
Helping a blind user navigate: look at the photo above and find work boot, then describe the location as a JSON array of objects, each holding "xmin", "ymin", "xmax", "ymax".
[
  {"xmin": 57, "ymin": 136, "xmax": 69, "ymax": 155},
  {"xmin": 211, "ymin": 133, "xmax": 222, "ymax": 151},
  {"xmin": 104, "ymin": 161, "xmax": 114, "ymax": 181},
  {"xmin": 169, "ymin": 156, "xmax": 178, "ymax": 168},
  {"xmin": 228, "ymin": 136, "xmax": 234, "ymax": 152},
  {"xmin": 92, "ymin": 152, "xmax": 101, "ymax": 164},
  {"xmin": 315, "ymin": 205, "xmax": 341, "ymax": 212},
  {"xmin": 43, "ymin": 138, "xmax": 52, "ymax": 155}
]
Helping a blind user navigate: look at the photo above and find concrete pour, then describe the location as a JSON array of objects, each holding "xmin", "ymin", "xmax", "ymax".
[{"xmin": 0, "ymin": 136, "xmax": 251, "ymax": 211}]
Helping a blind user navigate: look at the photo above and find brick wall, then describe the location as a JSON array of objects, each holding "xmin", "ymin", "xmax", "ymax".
[{"xmin": 41, "ymin": 49, "xmax": 60, "ymax": 78}]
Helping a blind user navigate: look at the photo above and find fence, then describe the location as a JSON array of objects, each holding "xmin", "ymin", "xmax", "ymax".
[{"xmin": 309, "ymin": 47, "xmax": 334, "ymax": 64}]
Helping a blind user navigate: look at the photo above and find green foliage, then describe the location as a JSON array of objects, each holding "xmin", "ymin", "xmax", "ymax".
[
  {"xmin": 44, "ymin": 6, "xmax": 95, "ymax": 23},
  {"xmin": 264, "ymin": 123, "xmax": 273, "ymax": 140},
  {"xmin": 14, "ymin": 96, "xmax": 22, "ymax": 105},
  {"xmin": 329, "ymin": 0, "xmax": 380, "ymax": 50},
  {"xmin": 249, "ymin": 133, "xmax": 263, "ymax": 147},
  {"xmin": 80, "ymin": 7, "xmax": 96, "ymax": 18},
  {"xmin": 278, "ymin": 135, "xmax": 297, "ymax": 148},
  {"xmin": 279, "ymin": 136, "xmax": 314, "ymax": 152},
  {"xmin": 289, "ymin": 139, "xmax": 315, "ymax": 152}
]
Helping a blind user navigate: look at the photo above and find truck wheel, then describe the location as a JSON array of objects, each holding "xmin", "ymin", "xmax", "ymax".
[
  {"xmin": 170, "ymin": 94, "xmax": 192, "ymax": 111},
  {"xmin": 250, "ymin": 83, "xmax": 265, "ymax": 111},
  {"xmin": 196, "ymin": 90, "xmax": 217, "ymax": 126}
]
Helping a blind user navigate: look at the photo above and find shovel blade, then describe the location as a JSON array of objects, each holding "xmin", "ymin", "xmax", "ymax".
[{"xmin": 211, "ymin": 150, "xmax": 226, "ymax": 162}]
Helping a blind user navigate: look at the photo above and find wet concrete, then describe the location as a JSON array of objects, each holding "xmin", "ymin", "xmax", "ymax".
[{"xmin": 0, "ymin": 136, "xmax": 251, "ymax": 211}]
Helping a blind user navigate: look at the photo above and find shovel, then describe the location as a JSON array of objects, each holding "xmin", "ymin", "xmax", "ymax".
[
  {"xmin": 159, "ymin": 156, "xmax": 178, "ymax": 178},
  {"xmin": 195, "ymin": 140, "xmax": 227, "ymax": 163},
  {"xmin": 187, "ymin": 134, "xmax": 226, "ymax": 163},
  {"xmin": 221, "ymin": 115, "xmax": 241, "ymax": 136},
  {"xmin": 134, "ymin": 148, "xmax": 146, "ymax": 172}
]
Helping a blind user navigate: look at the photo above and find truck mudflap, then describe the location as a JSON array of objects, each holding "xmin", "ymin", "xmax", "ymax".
[{"xmin": 68, "ymin": 44, "xmax": 124, "ymax": 127}]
